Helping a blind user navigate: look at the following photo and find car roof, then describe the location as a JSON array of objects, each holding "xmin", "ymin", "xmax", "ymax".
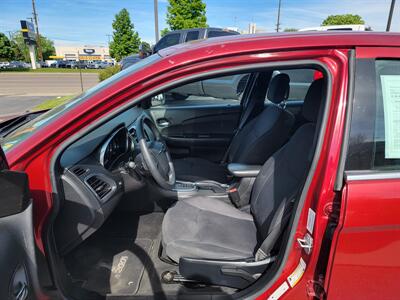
[
  {"xmin": 164, "ymin": 27, "xmax": 237, "ymax": 34},
  {"xmin": 158, "ymin": 31, "xmax": 400, "ymax": 58}
]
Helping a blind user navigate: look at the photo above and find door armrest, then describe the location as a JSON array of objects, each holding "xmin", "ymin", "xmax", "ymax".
[{"xmin": 227, "ymin": 163, "xmax": 261, "ymax": 178}]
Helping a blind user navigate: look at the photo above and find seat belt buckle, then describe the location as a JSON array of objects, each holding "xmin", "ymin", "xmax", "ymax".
[{"xmin": 228, "ymin": 186, "xmax": 241, "ymax": 207}]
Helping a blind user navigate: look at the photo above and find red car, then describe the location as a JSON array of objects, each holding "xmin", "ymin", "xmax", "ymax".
[{"xmin": 0, "ymin": 32, "xmax": 399, "ymax": 300}]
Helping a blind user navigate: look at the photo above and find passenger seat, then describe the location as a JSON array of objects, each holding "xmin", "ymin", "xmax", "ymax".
[{"xmin": 173, "ymin": 73, "xmax": 295, "ymax": 183}]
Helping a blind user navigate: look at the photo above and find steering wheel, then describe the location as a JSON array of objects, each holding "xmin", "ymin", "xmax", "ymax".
[{"xmin": 136, "ymin": 115, "xmax": 175, "ymax": 189}]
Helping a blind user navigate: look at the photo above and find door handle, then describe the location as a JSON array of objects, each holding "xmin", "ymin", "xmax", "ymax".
[{"xmin": 157, "ymin": 119, "xmax": 170, "ymax": 127}]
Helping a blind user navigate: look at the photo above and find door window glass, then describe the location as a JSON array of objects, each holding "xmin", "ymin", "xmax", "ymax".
[
  {"xmin": 151, "ymin": 73, "xmax": 250, "ymax": 107},
  {"xmin": 207, "ymin": 30, "xmax": 235, "ymax": 38},
  {"xmin": 154, "ymin": 33, "xmax": 180, "ymax": 52},
  {"xmin": 185, "ymin": 31, "xmax": 200, "ymax": 42}
]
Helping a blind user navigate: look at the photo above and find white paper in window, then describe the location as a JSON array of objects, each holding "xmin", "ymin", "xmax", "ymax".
[{"xmin": 380, "ymin": 75, "xmax": 400, "ymax": 159}]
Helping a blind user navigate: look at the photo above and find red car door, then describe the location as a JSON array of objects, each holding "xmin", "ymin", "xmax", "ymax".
[
  {"xmin": 0, "ymin": 147, "xmax": 44, "ymax": 299},
  {"xmin": 326, "ymin": 47, "xmax": 400, "ymax": 299}
]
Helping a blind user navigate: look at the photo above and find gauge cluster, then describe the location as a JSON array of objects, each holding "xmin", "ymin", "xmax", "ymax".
[{"xmin": 99, "ymin": 126, "xmax": 133, "ymax": 170}]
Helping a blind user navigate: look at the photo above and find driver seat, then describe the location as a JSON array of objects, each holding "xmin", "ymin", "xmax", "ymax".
[{"xmin": 162, "ymin": 79, "xmax": 324, "ymax": 268}]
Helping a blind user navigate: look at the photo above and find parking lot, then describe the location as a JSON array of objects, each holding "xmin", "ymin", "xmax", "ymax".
[{"xmin": 0, "ymin": 72, "xmax": 99, "ymax": 119}]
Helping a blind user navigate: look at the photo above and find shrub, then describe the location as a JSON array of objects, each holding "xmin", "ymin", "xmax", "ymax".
[{"xmin": 99, "ymin": 65, "xmax": 121, "ymax": 81}]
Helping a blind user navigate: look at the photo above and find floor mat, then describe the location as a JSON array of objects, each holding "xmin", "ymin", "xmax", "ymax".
[{"xmin": 67, "ymin": 237, "xmax": 153, "ymax": 296}]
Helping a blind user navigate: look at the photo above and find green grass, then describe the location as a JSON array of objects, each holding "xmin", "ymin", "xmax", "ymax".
[
  {"xmin": 0, "ymin": 68, "xmax": 99, "ymax": 73},
  {"xmin": 32, "ymin": 95, "xmax": 75, "ymax": 111}
]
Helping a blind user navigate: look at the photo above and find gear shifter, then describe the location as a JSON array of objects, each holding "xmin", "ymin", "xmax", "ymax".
[{"xmin": 194, "ymin": 180, "xmax": 229, "ymax": 193}]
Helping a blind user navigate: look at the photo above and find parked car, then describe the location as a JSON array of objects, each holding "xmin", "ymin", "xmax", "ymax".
[
  {"xmin": 299, "ymin": 24, "xmax": 370, "ymax": 31},
  {"xmin": 1, "ymin": 32, "xmax": 400, "ymax": 300},
  {"xmin": 51, "ymin": 60, "xmax": 68, "ymax": 68},
  {"xmin": 0, "ymin": 61, "xmax": 10, "ymax": 69},
  {"xmin": 153, "ymin": 27, "xmax": 240, "ymax": 53},
  {"xmin": 120, "ymin": 54, "xmax": 142, "ymax": 70},
  {"xmin": 7, "ymin": 61, "xmax": 30, "ymax": 69}
]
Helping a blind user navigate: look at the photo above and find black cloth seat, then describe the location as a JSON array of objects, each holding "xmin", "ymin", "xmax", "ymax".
[
  {"xmin": 162, "ymin": 79, "xmax": 324, "ymax": 263},
  {"xmin": 173, "ymin": 73, "xmax": 295, "ymax": 183},
  {"xmin": 162, "ymin": 196, "xmax": 258, "ymax": 262}
]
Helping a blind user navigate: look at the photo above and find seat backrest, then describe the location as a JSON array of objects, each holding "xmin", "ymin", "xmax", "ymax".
[
  {"xmin": 250, "ymin": 79, "xmax": 325, "ymax": 242},
  {"xmin": 227, "ymin": 73, "xmax": 294, "ymax": 164}
]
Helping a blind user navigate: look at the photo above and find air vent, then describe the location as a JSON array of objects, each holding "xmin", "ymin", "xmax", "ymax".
[
  {"xmin": 72, "ymin": 167, "xmax": 87, "ymax": 177},
  {"xmin": 86, "ymin": 175, "xmax": 112, "ymax": 199}
]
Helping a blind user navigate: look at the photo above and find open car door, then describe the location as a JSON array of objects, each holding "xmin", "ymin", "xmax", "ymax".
[{"xmin": 0, "ymin": 147, "xmax": 41, "ymax": 300}]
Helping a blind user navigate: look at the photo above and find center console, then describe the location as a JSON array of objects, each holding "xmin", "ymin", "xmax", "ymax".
[
  {"xmin": 171, "ymin": 163, "xmax": 262, "ymax": 205},
  {"xmin": 172, "ymin": 180, "xmax": 230, "ymax": 202}
]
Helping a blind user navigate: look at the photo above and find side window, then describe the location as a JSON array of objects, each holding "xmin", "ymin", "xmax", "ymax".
[
  {"xmin": 185, "ymin": 31, "xmax": 200, "ymax": 42},
  {"xmin": 154, "ymin": 33, "xmax": 180, "ymax": 52},
  {"xmin": 151, "ymin": 73, "xmax": 250, "ymax": 107},
  {"xmin": 266, "ymin": 69, "xmax": 315, "ymax": 103},
  {"xmin": 207, "ymin": 30, "xmax": 235, "ymax": 38},
  {"xmin": 346, "ymin": 59, "xmax": 400, "ymax": 171}
]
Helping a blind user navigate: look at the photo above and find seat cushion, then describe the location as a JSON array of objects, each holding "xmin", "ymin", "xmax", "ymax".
[
  {"xmin": 173, "ymin": 157, "xmax": 229, "ymax": 183},
  {"xmin": 162, "ymin": 196, "xmax": 258, "ymax": 262}
]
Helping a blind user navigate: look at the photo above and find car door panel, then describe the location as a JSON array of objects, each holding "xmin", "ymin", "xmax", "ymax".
[
  {"xmin": 149, "ymin": 104, "xmax": 241, "ymax": 161},
  {"xmin": 327, "ymin": 178, "xmax": 400, "ymax": 300},
  {"xmin": 0, "ymin": 148, "xmax": 41, "ymax": 300},
  {"xmin": 326, "ymin": 48, "xmax": 400, "ymax": 299}
]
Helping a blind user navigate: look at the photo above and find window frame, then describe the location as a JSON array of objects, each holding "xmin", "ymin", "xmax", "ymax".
[{"xmin": 342, "ymin": 47, "xmax": 400, "ymax": 182}]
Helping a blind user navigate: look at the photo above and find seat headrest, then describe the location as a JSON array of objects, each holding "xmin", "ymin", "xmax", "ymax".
[
  {"xmin": 302, "ymin": 79, "xmax": 324, "ymax": 123},
  {"xmin": 266, "ymin": 73, "xmax": 290, "ymax": 104}
]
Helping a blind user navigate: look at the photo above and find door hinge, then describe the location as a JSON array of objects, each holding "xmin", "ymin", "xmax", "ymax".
[{"xmin": 306, "ymin": 275, "xmax": 326, "ymax": 299}]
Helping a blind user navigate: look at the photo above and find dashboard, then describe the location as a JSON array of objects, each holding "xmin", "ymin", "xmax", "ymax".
[{"xmin": 54, "ymin": 107, "xmax": 150, "ymax": 255}]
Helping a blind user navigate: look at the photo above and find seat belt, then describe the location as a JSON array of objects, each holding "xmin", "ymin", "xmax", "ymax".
[
  {"xmin": 255, "ymin": 194, "xmax": 296, "ymax": 261},
  {"xmin": 221, "ymin": 73, "xmax": 266, "ymax": 164},
  {"xmin": 255, "ymin": 125, "xmax": 319, "ymax": 261}
]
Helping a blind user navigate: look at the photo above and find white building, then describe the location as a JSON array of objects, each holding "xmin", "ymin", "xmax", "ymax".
[{"xmin": 53, "ymin": 44, "xmax": 112, "ymax": 62}]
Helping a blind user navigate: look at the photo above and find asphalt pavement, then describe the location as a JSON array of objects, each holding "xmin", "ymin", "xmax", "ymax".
[{"xmin": 0, "ymin": 72, "xmax": 99, "ymax": 119}]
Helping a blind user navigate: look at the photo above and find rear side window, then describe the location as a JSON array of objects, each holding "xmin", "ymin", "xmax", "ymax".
[
  {"xmin": 207, "ymin": 30, "xmax": 235, "ymax": 38},
  {"xmin": 154, "ymin": 33, "xmax": 180, "ymax": 52},
  {"xmin": 185, "ymin": 31, "xmax": 200, "ymax": 42},
  {"xmin": 346, "ymin": 59, "xmax": 400, "ymax": 171}
]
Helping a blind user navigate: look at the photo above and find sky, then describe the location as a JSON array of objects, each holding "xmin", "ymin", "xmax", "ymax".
[{"xmin": 0, "ymin": 0, "xmax": 399, "ymax": 47}]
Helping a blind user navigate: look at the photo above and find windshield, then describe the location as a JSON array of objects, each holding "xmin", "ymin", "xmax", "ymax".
[{"xmin": 1, "ymin": 54, "xmax": 160, "ymax": 153}]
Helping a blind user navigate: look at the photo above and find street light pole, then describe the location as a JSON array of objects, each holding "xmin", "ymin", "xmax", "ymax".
[
  {"xmin": 154, "ymin": 0, "xmax": 159, "ymax": 42},
  {"xmin": 386, "ymin": 0, "xmax": 396, "ymax": 31},
  {"xmin": 31, "ymin": 0, "xmax": 43, "ymax": 61},
  {"xmin": 276, "ymin": 0, "xmax": 282, "ymax": 32}
]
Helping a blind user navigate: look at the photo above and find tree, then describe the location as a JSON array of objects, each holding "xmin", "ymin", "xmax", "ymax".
[
  {"xmin": 160, "ymin": 28, "xmax": 170, "ymax": 37},
  {"xmin": 284, "ymin": 28, "xmax": 298, "ymax": 32},
  {"xmin": 109, "ymin": 8, "xmax": 141, "ymax": 61},
  {"xmin": 322, "ymin": 14, "xmax": 365, "ymax": 26},
  {"xmin": 140, "ymin": 41, "xmax": 151, "ymax": 53},
  {"xmin": 165, "ymin": 0, "xmax": 207, "ymax": 31},
  {"xmin": 40, "ymin": 36, "xmax": 56, "ymax": 60},
  {"xmin": 10, "ymin": 32, "xmax": 56, "ymax": 61},
  {"xmin": 0, "ymin": 33, "xmax": 15, "ymax": 61}
]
